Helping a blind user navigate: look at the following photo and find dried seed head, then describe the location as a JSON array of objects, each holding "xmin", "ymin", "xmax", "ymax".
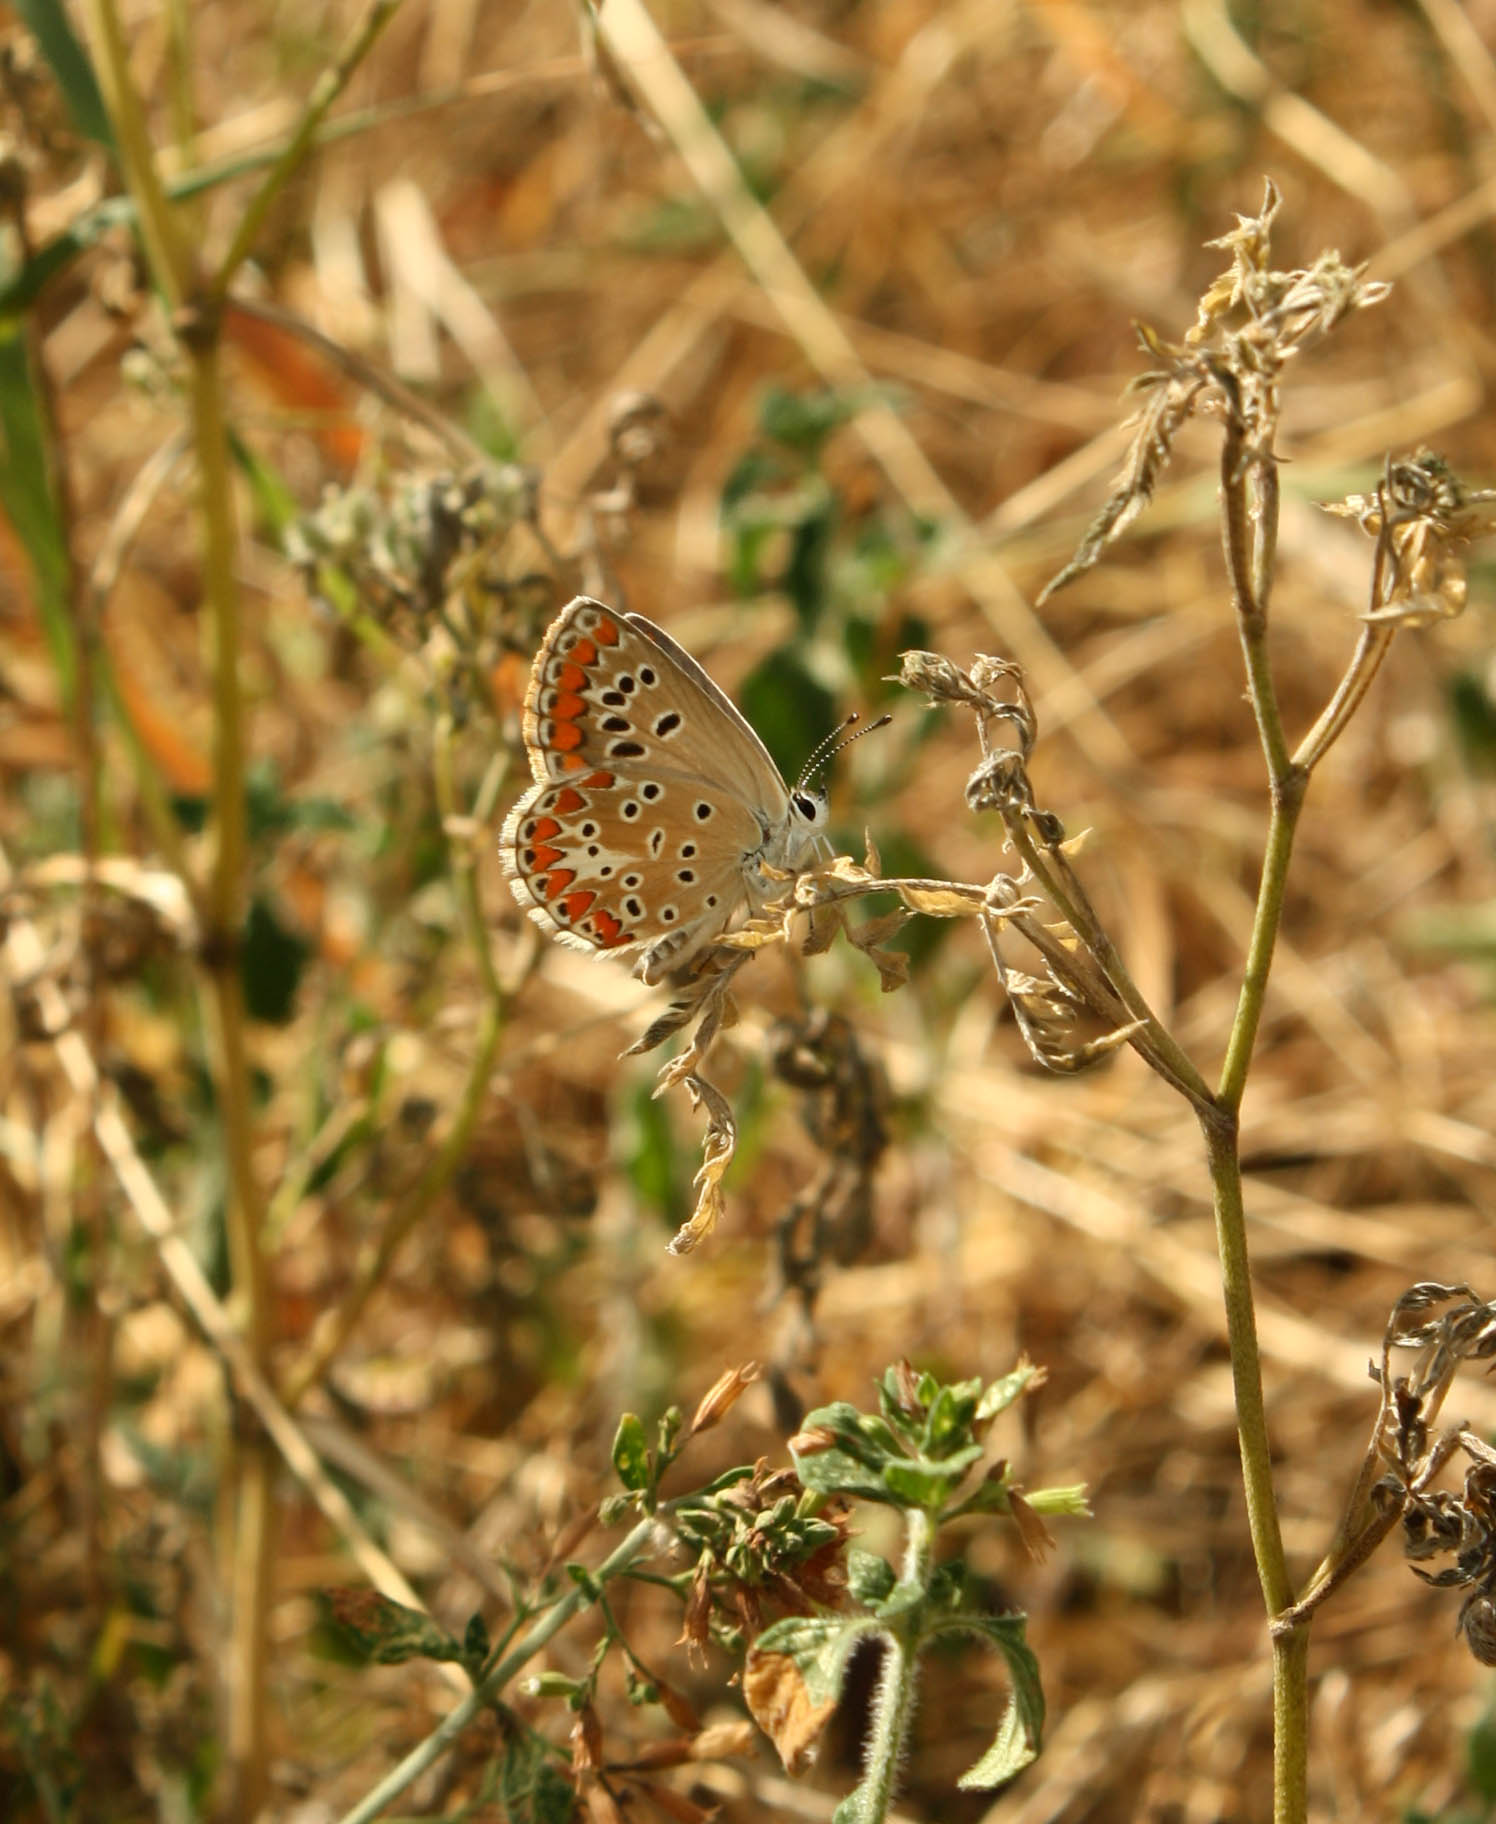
[{"xmin": 1325, "ymin": 450, "xmax": 1496, "ymax": 629}]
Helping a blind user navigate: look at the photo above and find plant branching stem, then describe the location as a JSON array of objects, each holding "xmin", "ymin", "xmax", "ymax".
[
  {"xmin": 1215, "ymin": 424, "xmax": 1309, "ymax": 1824},
  {"xmin": 205, "ymin": 0, "xmax": 401, "ymax": 308},
  {"xmin": 335, "ymin": 1517, "xmax": 658, "ymax": 1824},
  {"xmin": 1294, "ymin": 621, "xmax": 1396, "ymax": 774}
]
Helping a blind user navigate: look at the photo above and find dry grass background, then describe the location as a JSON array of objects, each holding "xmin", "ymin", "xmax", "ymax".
[{"xmin": 6, "ymin": 1, "xmax": 1496, "ymax": 1819}]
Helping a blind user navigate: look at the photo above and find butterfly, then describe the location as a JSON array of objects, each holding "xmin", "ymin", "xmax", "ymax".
[{"xmin": 500, "ymin": 595, "xmax": 832, "ymax": 984}]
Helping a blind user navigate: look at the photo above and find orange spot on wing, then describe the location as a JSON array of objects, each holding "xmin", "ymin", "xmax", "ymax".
[
  {"xmin": 569, "ymin": 638, "xmax": 598, "ymax": 667},
  {"xmin": 528, "ymin": 843, "xmax": 563, "ymax": 872},
  {"xmin": 550, "ymin": 720, "xmax": 583, "ymax": 751},
  {"xmin": 559, "ymin": 754, "xmax": 588, "ymax": 772},
  {"xmin": 581, "ymin": 770, "xmax": 615, "ymax": 789},
  {"xmin": 561, "ymin": 889, "xmax": 596, "ymax": 922},
  {"xmin": 593, "ymin": 617, "xmax": 620, "ymax": 645},
  {"xmin": 592, "ymin": 909, "xmax": 625, "ymax": 945},
  {"xmin": 555, "ymin": 661, "xmax": 588, "ymax": 693},
  {"xmin": 551, "ymin": 691, "xmax": 585, "ymax": 721},
  {"xmin": 543, "ymin": 869, "xmax": 576, "ymax": 900},
  {"xmin": 552, "ymin": 787, "xmax": 584, "ymax": 813},
  {"xmin": 529, "ymin": 816, "xmax": 561, "ymax": 839}
]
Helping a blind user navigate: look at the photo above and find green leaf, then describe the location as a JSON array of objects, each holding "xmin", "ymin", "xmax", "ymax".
[
  {"xmin": 845, "ymin": 1549, "xmax": 896, "ymax": 1607},
  {"xmin": 1466, "ymin": 1708, "xmax": 1496, "ymax": 1800},
  {"xmin": 738, "ymin": 647, "xmax": 836, "ymax": 787},
  {"xmin": 881, "ymin": 1446, "xmax": 984, "ymax": 1511},
  {"xmin": 654, "ymin": 1405, "xmax": 683, "ymax": 1467},
  {"xmin": 926, "ymin": 1611, "xmax": 1044, "ymax": 1788},
  {"xmin": 462, "ymin": 1610, "xmax": 491, "ymax": 1676},
  {"xmin": 750, "ymin": 1613, "xmax": 877, "ymax": 1710},
  {"xmin": 314, "ymin": 1588, "xmax": 462, "ymax": 1667},
  {"xmin": 0, "ymin": 323, "xmax": 71, "ymax": 692},
  {"xmin": 493, "ymin": 1730, "xmax": 577, "ymax": 1823},
  {"xmin": 1450, "ymin": 670, "xmax": 1496, "ymax": 779},
  {"xmin": 791, "ymin": 1402, "xmax": 905, "ymax": 1502},
  {"xmin": 782, "ymin": 489, "xmax": 836, "ymax": 631},
  {"xmin": 242, "ymin": 895, "xmax": 310, "ymax": 1025},
  {"xmin": 976, "ymin": 1361, "xmax": 1043, "ymax": 1424},
  {"xmin": 13, "ymin": 0, "xmax": 115, "ymax": 149},
  {"xmin": 758, "ymin": 385, "xmax": 860, "ymax": 457},
  {"xmin": 921, "ymin": 1378, "xmax": 983, "ymax": 1456},
  {"xmin": 624, "ymin": 1079, "xmax": 684, "ymax": 1229},
  {"xmin": 611, "ymin": 1413, "xmax": 651, "ymax": 1493},
  {"xmin": 721, "ymin": 446, "xmax": 786, "ymax": 514}
]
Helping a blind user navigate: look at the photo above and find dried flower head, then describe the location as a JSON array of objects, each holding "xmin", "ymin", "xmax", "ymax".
[
  {"xmin": 1323, "ymin": 449, "xmax": 1496, "ymax": 628},
  {"xmin": 1042, "ymin": 179, "xmax": 1391, "ymax": 602}
]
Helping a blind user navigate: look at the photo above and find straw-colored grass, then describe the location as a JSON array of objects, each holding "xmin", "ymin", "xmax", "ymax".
[{"xmin": 5, "ymin": 3, "xmax": 1496, "ymax": 1819}]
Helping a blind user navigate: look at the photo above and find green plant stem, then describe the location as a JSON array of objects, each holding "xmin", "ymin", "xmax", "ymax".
[
  {"xmin": 1216, "ymin": 782, "xmax": 1305, "ymax": 1114},
  {"xmin": 854, "ymin": 1506, "xmax": 934, "ymax": 1824},
  {"xmin": 335, "ymin": 1517, "xmax": 658, "ymax": 1824},
  {"xmin": 1293, "ymin": 621, "xmax": 1396, "ymax": 774},
  {"xmin": 1214, "ymin": 425, "xmax": 1310, "ymax": 1823},
  {"xmin": 82, "ymin": 1, "xmax": 276, "ymax": 1804},
  {"xmin": 185, "ymin": 270, "xmax": 280, "ymax": 1824},
  {"xmin": 79, "ymin": 0, "xmax": 190, "ymax": 307},
  {"xmin": 205, "ymin": 0, "xmax": 401, "ymax": 308}
]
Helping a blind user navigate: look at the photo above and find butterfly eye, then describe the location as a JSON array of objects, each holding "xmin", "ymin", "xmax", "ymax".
[{"xmin": 792, "ymin": 791, "xmax": 824, "ymax": 822}]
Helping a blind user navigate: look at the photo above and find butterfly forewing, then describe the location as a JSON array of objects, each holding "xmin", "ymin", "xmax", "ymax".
[{"xmin": 501, "ymin": 597, "xmax": 804, "ymax": 974}]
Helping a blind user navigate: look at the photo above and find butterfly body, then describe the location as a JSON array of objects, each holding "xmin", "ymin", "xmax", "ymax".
[{"xmin": 500, "ymin": 596, "xmax": 827, "ymax": 982}]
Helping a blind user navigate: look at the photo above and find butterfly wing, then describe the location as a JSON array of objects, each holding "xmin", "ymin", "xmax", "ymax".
[
  {"xmin": 502, "ymin": 764, "xmax": 769, "ymax": 975},
  {"xmin": 518, "ymin": 597, "xmax": 790, "ymax": 811},
  {"xmin": 501, "ymin": 597, "xmax": 793, "ymax": 977}
]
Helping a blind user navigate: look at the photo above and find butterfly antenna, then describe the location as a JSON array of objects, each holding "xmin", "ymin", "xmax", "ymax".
[{"xmin": 796, "ymin": 711, "xmax": 894, "ymax": 792}]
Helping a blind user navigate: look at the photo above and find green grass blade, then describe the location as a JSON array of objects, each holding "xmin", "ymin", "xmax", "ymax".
[
  {"xmin": 0, "ymin": 321, "xmax": 73, "ymax": 692},
  {"xmin": 12, "ymin": 0, "xmax": 115, "ymax": 150}
]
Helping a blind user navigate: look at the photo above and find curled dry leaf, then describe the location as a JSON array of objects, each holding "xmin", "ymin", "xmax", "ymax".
[
  {"xmin": 667, "ymin": 1074, "xmax": 737, "ymax": 1257},
  {"xmin": 742, "ymin": 1645, "xmax": 837, "ymax": 1776},
  {"xmin": 896, "ymin": 883, "xmax": 983, "ymax": 918}
]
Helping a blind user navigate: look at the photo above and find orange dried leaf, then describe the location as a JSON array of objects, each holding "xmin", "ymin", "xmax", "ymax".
[{"xmin": 742, "ymin": 1645, "xmax": 837, "ymax": 1776}]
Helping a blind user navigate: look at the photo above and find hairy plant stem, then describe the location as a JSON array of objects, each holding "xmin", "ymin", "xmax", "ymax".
[
  {"xmin": 853, "ymin": 1506, "xmax": 934, "ymax": 1824},
  {"xmin": 335, "ymin": 1516, "xmax": 658, "ymax": 1824}
]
